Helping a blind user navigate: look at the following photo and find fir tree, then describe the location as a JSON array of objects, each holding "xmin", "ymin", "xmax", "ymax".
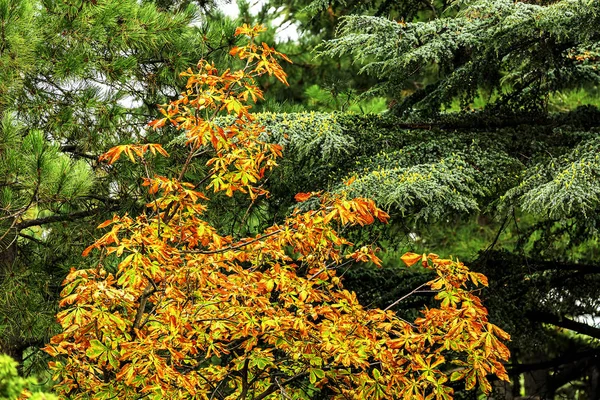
[
  {"xmin": 238, "ymin": 1, "xmax": 600, "ymax": 397},
  {"xmin": 321, "ymin": 0, "xmax": 600, "ymax": 116}
]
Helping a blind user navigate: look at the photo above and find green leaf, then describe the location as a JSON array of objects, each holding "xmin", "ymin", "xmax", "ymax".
[
  {"xmin": 86, "ymin": 340, "xmax": 107, "ymax": 360},
  {"xmin": 372, "ymin": 368, "xmax": 381, "ymax": 380},
  {"xmin": 309, "ymin": 368, "xmax": 324, "ymax": 384},
  {"xmin": 450, "ymin": 371, "xmax": 464, "ymax": 381}
]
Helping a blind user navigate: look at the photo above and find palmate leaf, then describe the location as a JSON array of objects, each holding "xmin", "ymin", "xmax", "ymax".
[
  {"xmin": 86, "ymin": 340, "xmax": 120, "ymax": 369},
  {"xmin": 98, "ymin": 144, "xmax": 169, "ymax": 165},
  {"xmin": 45, "ymin": 25, "xmax": 509, "ymax": 400},
  {"xmin": 85, "ymin": 339, "xmax": 107, "ymax": 359}
]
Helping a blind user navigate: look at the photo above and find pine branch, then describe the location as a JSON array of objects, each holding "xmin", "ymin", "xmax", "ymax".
[
  {"xmin": 60, "ymin": 145, "xmax": 99, "ymax": 160},
  {"xmin": 14, "ymin": 206, "xmax": 119, "ymax": 231}
]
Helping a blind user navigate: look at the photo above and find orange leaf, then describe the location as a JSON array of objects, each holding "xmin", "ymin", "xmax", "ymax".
[
  {"xmin": 148, "ymin": 118, "xmax": 166, "ymax": 129},
  {"xmin": 81, "ymin": 244, "xmax": 96, "ymax": 257},
  {"xmin": 294, "ymin": 192, "xmax": 312, "ymax": 202},
  {"xmin": 401, "ymin": 252, "xmax": 422, "ymax": 267}
]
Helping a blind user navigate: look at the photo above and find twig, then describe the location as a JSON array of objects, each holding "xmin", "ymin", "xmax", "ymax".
[
  {"xmin": 484, "ymin": 212, "xmax": 510, "ymax": 254},
  {"xmin": 132, "ymin": 282, "xmax": 157, "ymax": 333},
  {"xmin": 274, "ymin": 377, "xmax": 293, "ymax": 400},
  {"xmin": 384, "ymin": 282, "xmax": 431, "ymax": 311},
  {"xmin": 183, "ymin": 228, "xmax": 287, "ymax": 254}
]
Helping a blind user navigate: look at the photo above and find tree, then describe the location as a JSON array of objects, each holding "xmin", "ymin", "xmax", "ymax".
[
  {"xmin": 0, "ymin": 0, "xmax": 241, "ymax": 367},
  {"xmin": 44, "ymin": 25, "xmax": 510, "ymax": 400},
  {"xmin": 253, "ymin": 0, "xmax": 600, "ymax": 397}
]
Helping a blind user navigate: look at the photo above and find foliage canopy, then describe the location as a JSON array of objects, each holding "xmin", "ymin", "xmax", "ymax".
[{"xmin": 44, "ymin": 25, "xmax": 510, "ymax": 400}]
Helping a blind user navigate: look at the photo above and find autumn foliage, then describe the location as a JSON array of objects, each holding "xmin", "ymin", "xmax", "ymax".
[{"xmin": 44, "ymin": 25, "xmax": 510, "ymax": 399}]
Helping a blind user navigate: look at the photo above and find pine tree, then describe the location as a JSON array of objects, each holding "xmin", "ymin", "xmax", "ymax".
[{"xmin": 0, "ymin": 0, "xmax": 240, "ymax": 370}]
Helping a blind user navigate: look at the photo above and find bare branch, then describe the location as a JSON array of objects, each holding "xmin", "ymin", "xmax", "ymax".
[{"xmin": 254, "ymin": 372, "xmax": 310, "ymax": 400}]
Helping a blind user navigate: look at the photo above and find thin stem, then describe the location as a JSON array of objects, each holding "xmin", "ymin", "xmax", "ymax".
[
  {"xmin": 183, "ymin": 228, "xmax": 287, "ymax": 254},
  {"xmin": 384, "ymin": 282, "xmax": 431, "ymax": 311}
]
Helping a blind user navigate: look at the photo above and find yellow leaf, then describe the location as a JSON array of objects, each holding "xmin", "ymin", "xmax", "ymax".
[{"xmin": 266, "ymin": 280, "xmax": 275, "ymax": 292}]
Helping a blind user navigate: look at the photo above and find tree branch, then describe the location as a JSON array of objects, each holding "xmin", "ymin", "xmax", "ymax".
[
  {"xmin": 528, "ymin": 311, "xmax": 600, "ymax": 340},
  {"xmin": 254, "ymin": 372, "xmax": 309, "ymax": 400},
  {"xmin": 237, "ymin": 359, "xmax": 250, "ymax": 400},
  {"xmin": 18, "ymin": 232, "xmax": 47, "ymax": 246},
  {"xmin": 60, "ymin": 145, "xmax": 99, "ymax": 160},
  {"xmin": 384, "ymin": 282, "xmax": 431, "ymax": 311},
  {"xmin": 132, "ymin": 283, "xmax": 157, "ymax": 333},
  {"xmin": 14, "ymin": 207, "xmax": 118, "ymax": 231},
  {"xmin": 507, "ymin": 348, "xmax": 600, "ymax": 374},
  {"xmin": 183, "ymin": 229, "xmax": 287, "ymax": 254},
  {"xmin": 534, "ymin": 260, "xmax": 600, "ymax": 275}
]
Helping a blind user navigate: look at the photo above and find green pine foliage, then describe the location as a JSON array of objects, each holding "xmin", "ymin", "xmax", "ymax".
[
  {"xmin": 0, "ymin": 113, "xmax": 94, "ymax": 229},
  {"xmin": 0, "ymin": 0, "xmax": 38, "ymax": 113},
  {"xmin": 249, "ymin": 112, "xmax": 521, "ymax": 221},
  {"xmin": 0, "ymin": 0, "xmax": 238, "ymax": 371},
  {"xmin": 504, "ymin": 135, "xmax": 600, "ymax": 219},
  {"xmin": 345, "ymin": 154, "xmax": 485, "ymax": 219},
  {"xmin": 257, "ymin": 112, "xmax": 355, "ymax": 160}
]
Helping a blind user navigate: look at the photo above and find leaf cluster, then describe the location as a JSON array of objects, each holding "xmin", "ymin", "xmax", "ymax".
[{"xmin": 45, "ymin": 27, "xmax": 510, "ymax": 400}]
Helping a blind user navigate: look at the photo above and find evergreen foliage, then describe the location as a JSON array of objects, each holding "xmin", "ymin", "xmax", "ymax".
[
  {"xmin": 503, "ymin": 135, "xmax": 600, "ymax": 219},
  {"xmin": 0, "ymin": 0, "xmax": 237, "ymax": 370},
  {"xmin": 322, "ymin": 0, "xmax": 600, "ymax": 116},
  {"xmin": 0, "ymin": 354, "xmax": 56, "ymax": 399}
]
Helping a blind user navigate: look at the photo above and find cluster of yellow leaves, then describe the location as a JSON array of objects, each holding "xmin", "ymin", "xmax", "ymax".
[
  {"xmin": 44, "ymin": 25, "xmax": 510, "ymax": 400},
  {"xmin": 147, "ymin": 26, "xmax": 287, "ymax": 200}
]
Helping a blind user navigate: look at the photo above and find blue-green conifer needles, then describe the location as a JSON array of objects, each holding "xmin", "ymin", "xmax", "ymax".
[{"xmin": 322, "ymin": 0, "xmax": 600, "ymax": 115}]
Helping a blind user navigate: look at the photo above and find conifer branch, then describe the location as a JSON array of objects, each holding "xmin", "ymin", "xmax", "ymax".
[
  {"xmin": 14, "ymin": 206, "xmax": 119, "ymax": 230},
  {"xmin": 527, "ymin": 311, "xmax": 600, "ymax": 340},
  {"xmin": 507, "ymin": 348, "xmax": 600, "ymax": 374}
]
